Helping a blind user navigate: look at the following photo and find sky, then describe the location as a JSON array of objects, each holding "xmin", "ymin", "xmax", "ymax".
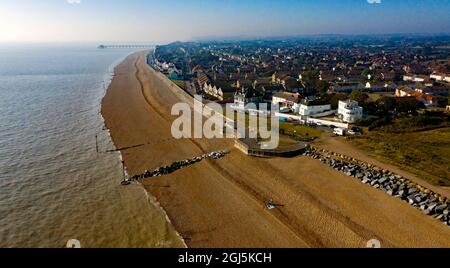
[{"xmin": 0, "ymin": 0, "xmax": 449, "ymax": 43}]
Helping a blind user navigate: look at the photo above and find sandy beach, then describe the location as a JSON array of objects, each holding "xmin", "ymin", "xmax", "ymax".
[{"xmin": 101, "ymin": 51, "xmax": 450, "ymax": 248}]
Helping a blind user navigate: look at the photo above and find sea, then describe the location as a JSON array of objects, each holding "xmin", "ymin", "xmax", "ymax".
[{"xmin": 0, "ymin": 43, "xmax": 184, "ymax": 248}]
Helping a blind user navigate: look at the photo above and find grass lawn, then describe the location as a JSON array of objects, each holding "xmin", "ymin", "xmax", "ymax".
[
  {"xmin": 279, "ymin": 122, "xmax": 322, "ymax": 142},
  {"xmin": 225, "ymin": 111, "xmax": 322, "ymax": 143},
  {"xmin": 171, "ymin": 79, "xmax": 186, "ymax": 90},
  {"xmin": 278, "ymin": 135, "xmax": 301, "ymax": 147},
  {"xmin": 349, "ymin": 127, "xmax": 450, "ymax": 186}
]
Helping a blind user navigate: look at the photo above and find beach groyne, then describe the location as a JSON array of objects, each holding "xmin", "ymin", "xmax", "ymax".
[{"xmin": 127, "ymin": 151, "xmax": 228, "ymax": 182}]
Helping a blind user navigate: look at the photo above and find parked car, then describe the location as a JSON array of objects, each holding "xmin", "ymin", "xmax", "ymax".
[
  {"xmin": 333, "ymin": 128, "xmax": 346, "ymax": 136},
  {"xmin": 353, "ymin": 126, "xmax": 362, "ymax": 131}
]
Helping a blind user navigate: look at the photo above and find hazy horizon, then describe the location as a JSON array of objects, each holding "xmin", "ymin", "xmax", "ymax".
[{"xmin": 0, "ymin": 0, "xmax": 449, "ymax": 43}]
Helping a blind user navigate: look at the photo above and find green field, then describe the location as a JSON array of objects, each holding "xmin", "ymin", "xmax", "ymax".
[
  {"xmin": 279, "ymin": 122, "xmax": 322, "ymax": 142},
  {"xmin": 350, "ymin": 127, "xmax": 450, "ymax": 186}
]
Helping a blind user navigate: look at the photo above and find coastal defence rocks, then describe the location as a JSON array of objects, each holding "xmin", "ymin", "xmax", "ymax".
[
  {"xmin": 302, "ymin": 147, "xmax": 450, "ymax": 227},
  {"xmin": 127, "ymin": 151, "xmax": 228, "ymax": 182}
]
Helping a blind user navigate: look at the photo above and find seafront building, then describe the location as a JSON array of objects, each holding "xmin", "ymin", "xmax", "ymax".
[
  {"xmin": 153, "ymin": 39, "xmax": 450, "ymax": 129},
  {"xmin": 202, "ymin": 81, "xmax": 236, "ymax": 102},
  {"xmin": 299, "ymin": 99, "xmax": 333, "ymax": 117},
  {"xmin": 233, "ymin": 87, "xmax": 263, "ymax": 110},
  {"xmin": 337, "ymin": 100, "xmax": 363, "ymax": 123},
  {"xmin": 272, "ymin": 91, "xmax": 301, "ymax": 113}
]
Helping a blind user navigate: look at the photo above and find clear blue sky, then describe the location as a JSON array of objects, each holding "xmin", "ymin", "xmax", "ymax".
[{"xmin": 0, "ymin": 0, "xmax": 449, "ymax": 43}]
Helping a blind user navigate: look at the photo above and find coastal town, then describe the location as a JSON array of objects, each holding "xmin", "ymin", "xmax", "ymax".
[
  {"xmin": 151, "ymin": 36, "xmax": 449, "ymax": 132},
  {"xmin": 135, "ymin": 36, "xmax": 450, "ymax": 232},
  {"xmin": 150, "ymin": 36, "xmax": 450, "ymax": 180},
  {"xmin": 3, "ymin": 0, "xmax": 450, "ymax": 253},
  {"xmin": 103, "ymin": 48, "xmax": 450, "ymax": 247}
]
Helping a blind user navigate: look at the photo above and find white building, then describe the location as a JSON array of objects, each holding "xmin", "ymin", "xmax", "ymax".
[
  {"xmin": 403, "ymin": 74, "xmax": 427, "ymax": 83},
  {"xmin": 272, "ymin": 91, "xmax": 301, "ymax": 113},
  {"xmin": 233, "ymin": 87, "xmax": 263, "ymax": 110},
  {"xmin": 430, "ymin": 72, "xmax": 450, "ymax": 83},
  {"xmin": 338, "ymin": 100, "xmax": 363, "ymax": 123},
  {"xmin": 299, "ymin": 100, "xmax": 332, "ymax": 117}
]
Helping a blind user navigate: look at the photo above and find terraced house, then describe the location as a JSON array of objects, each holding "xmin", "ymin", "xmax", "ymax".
[{"xmin": 202, "ymin": 81, "xmax": 236, "ymax": 102}]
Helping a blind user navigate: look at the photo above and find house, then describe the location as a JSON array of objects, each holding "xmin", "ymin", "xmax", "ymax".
[
  {"xmin": 403, "ymin": 74, "xmax": 429, "ymax": 83},
  {"xmin": 337, "ymin": 100, "xmax": 363, "ymax": 123},
  {"xmin": 403, "ymin": 63, "xmax": 425, "ymax": 75},
  {"xmin": 331, "ymin": 82, "xmax": 366, "ymax": 93},
  {"xmin": 259, "ymin": 84, "xmax": 285, "ymax": 99},
  {"xmin": 272, "ymin": 72, "xmax": 291, "ymax": 84},
  {"xmin": 374, "ymin": 69, "xmax": 396, "ymax": 81},
  {"xmin": 415, "ymin": 93, "xmax": 437, "ymax": 107},
  {"xmin": 272, "ymin": 91, "xmax": 301, "ymax": 113},
  {"xmin": 299, "ymin": 99, "xmax": 332, "ymax": 117},
  {"xmin": 233, "ymin": 87, "xmax": 263, "ymax": 110},
  {"xmin": 197, "ymin": 70, "xmax": 210, "ymax": 89},
  {"xmin": 430, "ymin": 72, "xmax": 450, "ymax": 83},
  {"xmin": 319, "ymin": 71, "xmax": 334, "ymax": 82},
  {"xmin": 203, "ymin": 81, "xmax": 236, "ymax": 102},
  {"xmin": 365, "ymin": 82, "xmax": 397, "ymax": 92},
  {"xmin": 344, "ymin": 69, "xmax": 365, "ymax": 83},
  {"xmin": 395, "ymin": 86, "xmax": 415, "ymax": 97},
  {"xmin": 395, "ymin": 86, "xmax": 438, "ymax": 107},
  {"xmin": 282, "ymin": 77, "xmax": 299, "ymax": 90}
]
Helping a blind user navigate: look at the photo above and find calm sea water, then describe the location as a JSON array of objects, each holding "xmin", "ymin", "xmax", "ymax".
[{"xmin": 0, "ymin": 44, "xmax": 183, "ymax": 248}]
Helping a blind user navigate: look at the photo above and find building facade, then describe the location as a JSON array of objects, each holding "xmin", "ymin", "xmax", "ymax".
[
  {"xmin": 233, "ymin": 87, "xmax": 263, "ymax": 110},
  {"xmin": 298, "ymin": 100, "xmax": 332, "ymax": 117},
  {"xmin": 337, "ymin": 100, "xmax": 363, "ymax": 123},
  {"xmin": 203, "ymin": 82, "xmax": 236, "ymax": 102},
  {"xmin": 272, "ymin": 91, "xmax": 301, "ymax": 113}
]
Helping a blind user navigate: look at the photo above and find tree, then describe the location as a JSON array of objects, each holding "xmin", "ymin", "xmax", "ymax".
[
  {"xmin": 362, "ymin": 68, "xmax": 373, "ymax": 79},
  {"xmin": 376, "ymin": 96, "xmax": 397, "ymax": 113},
  {"xmin": 301, "ymin": 70, "xmax": 329, "ymax": 95},
  {"xmin": 362, "ymin": 101, "xmax": 377, "ymax": 115},
  {"xmin": 301, "ymin": 70, "xmax": 320, "ymax": 90},
  {"xmin": 349, "ymin": 90, "xmax": 369, "ymax": 105},
  {"xmin": 395, "ymin": 98, "xmax": 424, "ymax": 114},
  {"xmin": 330, "ymin": 93, "xmax": 348, "ymax": 109}
]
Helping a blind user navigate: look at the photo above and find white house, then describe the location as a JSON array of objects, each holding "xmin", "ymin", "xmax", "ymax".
[
  {"xmin": 430, "ymin": 72, "xmax": 450, "ymax": 83},
  {"xmin": 299, "ymin": 99, "xmax": 332, "ymax": 117},
  {"xmin": 203, "ymin": 82, "xmax": 236, "ymax": 102},
  {"xmin": 403, "ymin": 74, "xmax": 428, "ymax": 83},
  {"xmin": 272, "ymin": 91, "xmax": 301, "ymax": 113},
  {"xmin": 233, "ymin": 87, "xmax": 263, "ymax": 110},
  {"xmin": 395, "ymin": 86, "xmax": 415, "ymax": 97},
  {"xmin": 337, "ymin": 100, "xmax": 363, "ymax": 123}
]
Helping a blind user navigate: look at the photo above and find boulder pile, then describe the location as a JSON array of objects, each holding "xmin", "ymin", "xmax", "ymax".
[
  {"xmin": 302, "ymin": 147, "xmax": 450, "ymax": 227},
  {"xmin": 129, "ymin": 151, "xmax": 228, "ymax": 181}
]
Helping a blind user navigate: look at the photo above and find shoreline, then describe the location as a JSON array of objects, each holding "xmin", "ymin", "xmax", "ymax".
[
  {"xmin": 100, "ymin": 50, "xmax": 187, "ymax": 248},
  {"xmin": 101, "ymin": 51, "xmax": 450, "ymax": 248}
]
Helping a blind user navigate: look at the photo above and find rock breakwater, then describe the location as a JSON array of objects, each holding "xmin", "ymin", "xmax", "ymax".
[{"xmin": 127, "ymin": 151, "xmax": 228, "ymax": 182}]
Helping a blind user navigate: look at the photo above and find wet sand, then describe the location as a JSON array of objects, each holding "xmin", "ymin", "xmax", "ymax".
[{"xmin": 101, "ymin": 51, "xmax": 450, "ymax": 248}]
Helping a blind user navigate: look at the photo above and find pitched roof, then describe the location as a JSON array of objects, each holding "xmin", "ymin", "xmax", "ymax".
[{"xmin": 273, "ymin": 91, "xmax": 301, "ymax": 102}]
